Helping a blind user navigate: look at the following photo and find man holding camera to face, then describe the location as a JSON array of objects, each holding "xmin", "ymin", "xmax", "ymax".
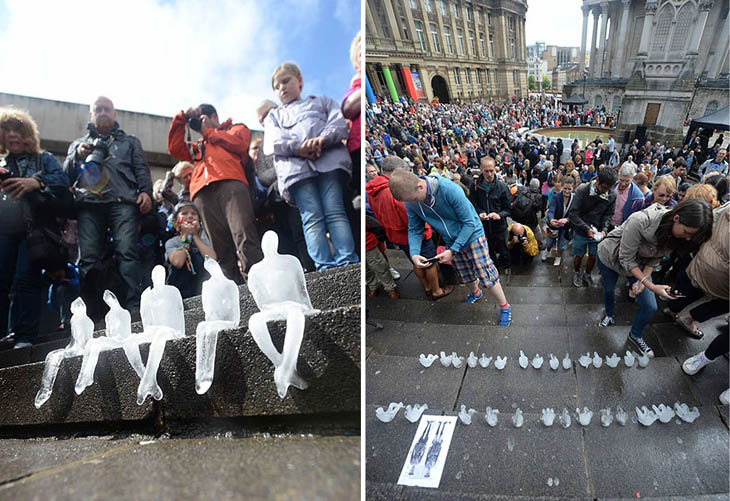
[
  {"xmin": 64, "ymin": 96, "xmax": 153, "ymax": 311},
  {"xmin": 168, "ymin": 104, "xmax": 263, "ymax": 283},
  {"xmin": 506, "ymin": 222, "xmax": 539, "ymax": 266}
]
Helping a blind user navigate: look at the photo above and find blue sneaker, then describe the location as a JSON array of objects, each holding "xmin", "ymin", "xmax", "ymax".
[
  {"xmin": 499, "ymin": 305, "xmax": 512, "ymax": 327},
  {"xmin": 465, "ymin": 289, "xmax": 483, "ymax": 304}
]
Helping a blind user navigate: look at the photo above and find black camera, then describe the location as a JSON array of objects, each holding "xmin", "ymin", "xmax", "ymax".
[
  {"xmin": 188, "ymin": 115, "xmax": 203, "ymax": 133},
  {"xmin": 518, "ymin": 233, "xmax": 527, "ymax": 245},
  {"xmin": 84, "ymin": 137, "xmax": 111, "ymax": 165}
]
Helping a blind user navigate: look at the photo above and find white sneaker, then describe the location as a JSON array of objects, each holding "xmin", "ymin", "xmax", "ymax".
[
  {"xmin": 389, "ymin": 268, "xmax": 401, "ymax": 280},
  {"xmin": 553, "ymin": 256, "xmax": 562, "ymax": 266},
  {"xmin": 682, "ymin": 351, "xmax": 712, "ymax": 376},
  {"xmin": 541, "ymin": 250, "xmax": 548, "ymax": 262},
  {"xmin": 720, "ymin": 388, "xmax": 729, "ymax": 405},
  {"xmin": 13, "ymin": 341, "xmax": 32, "ymax": 349}
]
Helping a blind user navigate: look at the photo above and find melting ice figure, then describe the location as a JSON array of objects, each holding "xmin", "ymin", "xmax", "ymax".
[
  {"xmin": 599, "ymin": 408, "xmax": 613, "ymax": 427},
  {"xmin": 635, "ymin": 406, "xmax": 658, "ymax": 426},
  {"xmin": 419, "ymin": 354, "xmax": 438, "ymax": 368},
  {"xmin": 439, "ymin": 351, "xmax": 452, "ymax": 367},
  {"xmin": 540, "ymin": 408, "xmax": 555, "ymax": 426},
  {"xmin": 195, "ymin": 257, "xmax": 240, "ymax": 394},
  {"xmin": 592, "ymin": 352, "xmax": 602, "ymax": 369},
  {"xmin": 548, "ymin": 354, "xmax": 559, "ymax": 371},
  {"xmin": 451, "ymin": 352, "xmax": 465, "ymax": 368},
  {"xmin": 578, "ymin": 352, "xmax": 592, "ymax": 368},
  {"xmin": 605, "ymin": 353, "xmax": 620, "ymax": 368},
  {"xmin": 652, "ymin": 404, "xmax": 675, "ymax": 423},
  {"xmin": 494, "ymin": 356, "xmax": 507, "ymax": 370},
  {"xmin": 375, "ymin": 402, "xmax": 404, "ymax": 422},
  {"xmin": 467, "ymin": 352, "xmax": 478, "ymax": 368},
  {"xmin": 637, "ymin": 352, "xmax": 650, "ymax": 368},
  {"xmin": 75, "ymin": 291, "xmax": 144, "ymax": 396},
  {"xmin": 576, "ymin": 407, "xmax": 593, "ymax": 426},
  {"xmin": 404, "ymin": 403, "xmax": 428, "ymax": 423},
  {"xmin": 248, "ymin": 231, "xmax": 319, "ymax": 399},
  {"xmin": 674, "ymin": 402, "xmax": 700, "ymax": 423},
  {"xmin": 458, "ymin": 405, "xmax": 476, "ymax": 425},
  {"xmin": 559, "ymin": 408, "xmax": 571, "ymax": 428},
  {"xmin": 485, "ymin": 407, "xmax": 500, "ymax": 427},
  {"xmin": 615, "ymin": 406, "xmax": 628, "ymax": 425},
  {"xmin": 479, "ymin": 354, "xmax": 492, "ymax": 368},
  {"xmin": 562, "ymin": 353, "xmax": 572, "ymax": 370},
  {"xmin": 518, "ymin": 350, "xmax": 528, "ymax": 369},
  {"xmin": 624, "ymin": 351, "xmax": 635, "ymax": 367},
  {"xmin": 531, "ymin": 354, "xmax": 544, "ymax": 369},
  {"xmin": 512, "ymin": 408, "xmax": 524, "ymax": 428},
  {"xmin": 35, "ymin": 298, "xmax": 94, "ymax": 408}
]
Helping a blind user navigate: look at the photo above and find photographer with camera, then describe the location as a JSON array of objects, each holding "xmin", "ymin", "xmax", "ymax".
[
  {"xmin": 64, "ymin": 96, "xmax": 153, "ymax": 312},
  {"xmin": 168, "ymin": 103, "xmax": 263, "ymax": 283},
  {"xmin": 1, "ymin": 107, "xmax": 70, "ymax": 348},
  {"xmin": 506, "ymin": 222, "xmax": 539, "ymax": 267}
]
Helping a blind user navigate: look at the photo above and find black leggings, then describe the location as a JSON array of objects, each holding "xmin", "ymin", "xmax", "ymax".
[
  {"xmin": 669, "ymin": 269, "xmax": 729, "ymax": 323},
  {"xmin": 705, "ymin": 324, "xmax": 729, "ymax": 361}
]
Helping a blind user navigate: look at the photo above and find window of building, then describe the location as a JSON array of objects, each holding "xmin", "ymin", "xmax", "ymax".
[
  {"xmin": 486, "ymin": 69, "xmax": 490, "ymax": 83},
  {"xmin": 453, "ymin": 2, "xmax": 460, "ymax": 18},
  {"xmin": 487, "ymin": 12, "xmax": 492, "ymax": 26},
  {"xmin": 457, "ymin": 28, "xmax": 465, "ymax": 53},
  {"xmin": 489, "ymin": 33, "xmax": 495, "ymax": 55},
  {"xmin": 508, "ymin": 16, "xmax": 515, "ymax": 32},
  {"xmin": 466, "ymin": 6, "xmax": 472, "ymax": 21},
  {"xmin": 510, "ymin": 37, "xmax": 515, "ymax": 59},
  {"xmin": 454, "ymin": 67, "xmax": 461, "ymax": 84},
  {"xmin": 479, "ymin": 31, "xmax": 486, "ymax": 54},
  {"xmin": 612, "ymin": 95, "xmax": 621, "ymax": 112},
  {"xmin": 595, "ymin": 94, "xmax": 603, "ymax": 108},
  {"xmin": 670, "ymin": 4, "xmax": 694, "ymax": 52},
  {"xmin": 513, "ymin": 70, "xmax": 519, "ymax": 83},
  {"xmin": 375, "ymin": 67, "xmax": 387, "ymax": 88},
  {"xmin": 401, "ymin": 17, "xmax": 409, "ymax": 40},
  {"xmin": 469, "ymin": 30, "xmax": 476, "ymax": 56},
  {"xmin": 476, "ymin": 68, "xmax": 481, "ymax": 84},
  {"xmin": 415, "ymin": 20, "xmax": 427, "ymax": 50},
  {"xmin": 439, "ymin": 0, "xmax": 447, "ymax": 16},
  {"xmin": 651, "ymin": 7, "xmax": 672, "ymax": 53},
  {"xmin": 465, "ymin": 68, "xmax": 472, "ymax": 84},
  {"xmin": 705, "ymin": 101, "xmax": 719, "ymax": 116},
  {"xmin": 409, "ymin": 0, "xmax": 418, "ymax": 8},
  {"xmin": 475, "ymin": 9, "xmax": 480, "ymax": 25},
  {"xmin": 430, "ymin": 23, "xmax": 441, "ymax": 52},
  {"xmin": 444, "ymin": 26, "xmax": 454, "ymax": 54},
  {"xmin": 425, "ymin": 0, "xmax": 433, "ymax": 12}
]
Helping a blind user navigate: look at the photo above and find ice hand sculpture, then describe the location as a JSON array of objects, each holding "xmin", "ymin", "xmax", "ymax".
[
  {"xmin": 494, "ymin": 356, "xmax": 507, "ymax": 370},
  {"xmin": 451, "ymin": 352, "xmax": 465, "ymax": 368},
  {"xmin": 485, "ymin": 407, "xmax": 499, "ymax": 427},
  {"xmin": 512, "ymin": 408, "xmax": 524, "ymax": 428},
  {"xmin": 195, "ymin": 257, "xmax": 240, "ymax": 394},
  {"xmin": 125, "ymin": 265, "xmax": 186, "ymax": 405},
  {"xmin": 375, "ymin": 402, "xmax": 404, "ymax": 422},
  {"xmin": 576, "ymin": 407, "xmax": 593, "ymax": 426},
  {"xmin": 35, "ymin": 298, "xmax": 94, "ymax": 408},
  {"xmin": 605, "ymin": 353, "xmax": 620, "ymax": 368},
  {"xmin": 467, "ymin": 352, "xmax": 478, "ymax": 368},
  {"xmin": 405, "ymin": 403, "xmax": 428, "ymax": 423},
  {"xmin": 615, "ymin": 406, "xmax": 628, "ymax": 426},
  {"xmin": 652, "ymin": 404, "xmax": 675, "ymax": 423},
  {"xmin": 638, "ymin": 352, "xmax": 650, "ymax": 368},
  {"xmin": 439, "ymin": 351, "xmax": 452, "ymax": 367},
  {"xmin": 518, "ymin": 350, "xmax": 528, "ymax": 369},
  {"xmin": 635, "ymin": 406, "xmax": 658, "ymax": 426},
  {"xmin": 419, "ymin": 354, "xmax": 438, "ymax": 368},
  {"xmin": 559, "ymin": 408, "xmax": 571, "ymax": 428},
  {"xmin": 600, "ymin": 408, "xmax": 613, "ymax": 427},
  {"xmin": 578, "ymin": 352, "xmax": 591, "ymax": 368},
  {"xmin": 479, "ymin": 354, "xmax": 492, "ymax": 368},
  {"xmin": 75, "ymin": 291, "xmax": 143, "ymax": 396},
  {"xmin": 592, "ymin": 352, "xmax": 602, "ymax": 369},
  {"xmin": 624, "ymin": 351, "xmax": 635, "ymax": 367},
  {"xmin": 531, "ymin": 354, "xmax": 544, "ymax": 369},
  {"xmin": 674, "ymin": 402, "xmax": 700, "ymax": 423},
  {"xmin": 549, "ymin": 354, "xmax": 559, "ymax": 371},
  {"xmin": 540, "ymin": 408, "xmax": 555, "ymax": 426},
  {"xmin": 248, "ymin": 231, "xmax": 319, "ymax": 398},
  {"xmin": 562, "ymin": 353, "xmax": 572, "ymax": 370},
  {"xmin": 458, "ymin": 405, "xmax": 476, "ymax": 425}
]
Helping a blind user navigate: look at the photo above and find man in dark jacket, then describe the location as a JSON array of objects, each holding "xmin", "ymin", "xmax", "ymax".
[
  {"xmin": 64, "ymin": 96, "xmax": 153, "ymax": 310},
  {"xmin": 567, "ymin": 167, "xmax": 617, "ymax": 288},
  {"xmin": 470, "ymin": 157, "xmax": 512, "ymax": 279}
]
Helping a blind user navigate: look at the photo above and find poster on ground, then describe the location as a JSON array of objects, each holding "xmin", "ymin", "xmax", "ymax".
[{"xmin": 397, "ymin": 415, "xmax": 457, "ymax": 488}]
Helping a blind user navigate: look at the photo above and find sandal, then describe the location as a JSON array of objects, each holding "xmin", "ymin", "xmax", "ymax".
[
  {"xmin": 675, "ymin": 316, "xmax": 704, "ymax": 339},
  {"xmin": 431, "ymin": 285, "xmax": 455, "ymax": 301}
]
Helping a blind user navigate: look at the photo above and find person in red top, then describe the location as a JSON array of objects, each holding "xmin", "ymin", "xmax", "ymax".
[
  {"xmin": 365, "ymin": 155, "xmax": 454, "ymax": 300},
  {"xmin": 168, "ymin": 104, "xmax": 263, "ymax": 283}
]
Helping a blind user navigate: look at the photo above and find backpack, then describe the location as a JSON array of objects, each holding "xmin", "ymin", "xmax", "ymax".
[{"xmin": 511, "ymin": 187, "xmax": 533, "ymax": 221}]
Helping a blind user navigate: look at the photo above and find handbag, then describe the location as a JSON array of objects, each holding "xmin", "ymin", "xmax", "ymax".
[{"xmin": 26, "ymin": 223, "xmax": 68, "ymax": 273}]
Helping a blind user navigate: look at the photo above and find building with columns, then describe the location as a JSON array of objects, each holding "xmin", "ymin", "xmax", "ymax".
[
  {"xmin": 365, "ymin": 0, "xmax": 529, "ymax": 103},
  {"xmin": 564, "ymin": 0, "xmax": 729, "ymax": 146}
]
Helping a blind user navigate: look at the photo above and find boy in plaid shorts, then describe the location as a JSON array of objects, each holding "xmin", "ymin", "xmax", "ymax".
[{"xmin": 389, "ymin": 169, "xmax": 512, "ymax": 326}]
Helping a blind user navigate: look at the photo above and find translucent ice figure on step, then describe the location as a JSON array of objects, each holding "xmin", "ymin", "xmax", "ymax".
[
  {"xmin": 592, "ymin": 352, "xmax": 602, "ymax": 368},
  {"xmin": 652, "ymin": 404, "xmax": 675, "ymax": 423},
  {"xmin": 559, "ymin": 408, "xmax": 571, "ymax": 428},
  {"xmin": 439, "ymin": 351, "xmax": 452, "ymax": 367},
  {"xmin": 35, "ymin": 298, "xmax": 94, "ymax": 408},
  {"xmin": 195, "ymin": 257, "xmax": 240, "ymax": 395},
  {"xmin": 458, "ymin": 405, "xmax": 476, "ymax": 425},
  {"xmin": 531, "ymin": 354, "xmax": 544, "ymax": 369},
  {"xmin": 467, "ymin": 352, "xmax": 478, "ymax": 368},
  {"xmin": 599, "ymin": 408, "xmax": 613, "ymax": 427},
  {"xmin": 615, "ymin": 406, "xmax": 628, "ymax": 425},
  {"xmin": 540, "ymin": 408, "xmax": 555, "ymax": 426},
  {"xmin": 419, "ymin": 353, "xmax": 438, "ymax": 368},
  {"xmin": 123, "ymin": 265, "xmax": 185, "ymax": 405},
  {"xmin": 404, "ymin": 403, "xmax": 428, "ymax": 423},
  {"xmin": 624, "ymin": 351, "xmax": 635, "ymax": 367},
  {"xmin": 494, "ymin": 356, "xmax": 507, "ymax": 370},
  {"xmin": 518, "ymin": 350, "xmax": 528, "ymax": 369},
  {"xmin": 512, "ymin": 408, "xmax": 524, "ymax": 428},
  {"xmin": 451, "ymin": 352, "xmax": 464, "ymax": 368},
  {"xmin": 375, "ymin": 402, "xmax": 404, "ymax": 422},
  {"xmin": 674, "ymin": 402, "xmax": 700, "ymax": 423},
  {"xmin": 605, "ymin": 353, "xmax": 620, "ymax": 368},
  {"xmin": 635, "ymin": 406, "xmax": 658, "ymax": 426},
  {"xmin": 578, "ymin": 352, "xmax": 592, "ymax": 368},
  {"xmin": 478, "ymin": 354, "xmax": 492, "ymax": 368},
  {"xmin": 247, "ymin": 231, "xmax": 320, "ymax": 399},
  {"xmin": 549, "ymin": 354, "xmax": 559, "ymax": 371},
  {"xmin": 75, "ymin": 291, "xmax": 143, "ymax": 396},
  {"xmin": 562, "ymin": 353, "xmax": 572, "ymax": 370},
  {"xmin": 576, "ymin": 407, "xmax": 593, "ymax": 426},
  {"xmin": 637, "ymin": 352, "xmax": 650, "ymax": 368},
  {"xmin": 485, "ymin": 407, "xmax": 500, "ymax": 427}
]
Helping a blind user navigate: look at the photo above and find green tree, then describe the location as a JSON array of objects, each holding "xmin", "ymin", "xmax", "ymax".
[
  {"xmin": 541, "ymin": 75, "xmax": 551, "ymax": 90},
  {"xmin": 528, "ymin": 75, "xmax": 536, "ymax": 91}
]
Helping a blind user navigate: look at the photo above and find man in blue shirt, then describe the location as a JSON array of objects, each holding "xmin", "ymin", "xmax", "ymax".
[{"xmin": 698, "ymin": 148, "xmax": 728, "ymax": 180}]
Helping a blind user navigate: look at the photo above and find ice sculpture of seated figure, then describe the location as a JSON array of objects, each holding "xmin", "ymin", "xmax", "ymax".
[
  {"xmin": 35, "ymin": 298, "xmax": 94, "ymax": 408},
  {"xmin": 75, "ymin": 290, "xmax": 145, "ymax": 395},
  {"xmin": 123, "ymin": 265, "xmax": 185, "ymax": 405},
  {"xmin": 248, "ymin": 231, "xmax": 319, "ymax": 398},
  {"xmin": 195, "ymin": 256, "xmax": 240, "ymax": 394}
]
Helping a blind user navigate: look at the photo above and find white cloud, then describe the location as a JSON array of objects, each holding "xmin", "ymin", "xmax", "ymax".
[{"xmin": 525, "ymin": 0, "xmax": 588, "ymax": 48}]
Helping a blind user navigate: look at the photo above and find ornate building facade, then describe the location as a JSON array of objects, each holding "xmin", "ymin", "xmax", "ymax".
[
  {"xmin": 365, "ymin": 0, "xmax": 529, "ymax": 103},
  {"xmin": 564, "ymin": 0, "xmax": 729, "ymax": 145}
]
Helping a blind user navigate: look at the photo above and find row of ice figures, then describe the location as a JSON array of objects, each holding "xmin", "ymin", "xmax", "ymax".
[
  {"xmin": 419, "ymin": 350, "xmax": 651, "ymax": 369},
  {"xmin": 35, "ymin": 231, "xmax": 319, "ymax": 408},
  {"xmin": 376, "ymin": 402, "xmax": 700, "ymax": 426}
]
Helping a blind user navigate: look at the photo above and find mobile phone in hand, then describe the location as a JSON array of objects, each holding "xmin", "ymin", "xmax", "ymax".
[{"xmin": 424, "ymin": 256, "xmax": 440, "ymax": 264}]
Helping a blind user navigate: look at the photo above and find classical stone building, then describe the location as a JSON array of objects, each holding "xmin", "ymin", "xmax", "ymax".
[
  {"xmin": 365, "ymin": 0, "xmax": 529, "ymax": 103},
  {"xmin": 563, "ymin": 0, "xmax": 729, "ymax": 146},
  {"xmin": 543, "ymin": 45, "xmax": 580, "ymax": 71}
]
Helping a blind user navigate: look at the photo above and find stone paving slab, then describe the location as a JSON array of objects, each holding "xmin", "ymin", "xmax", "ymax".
[
  {"xmin": 368, "ymin": 322, "xmax": 486, "ymax": 358},
  {"xmin": 367, "ymin": 355, "xmax": 464, "ymax": 410},
  {"xmin": 567, "ymin": 325, "xmax": 668, "ymax": 359},
  {"xmin": 368, "ymin": 298, "xmax": 499, "ymax": 326},
  {"xmin": 366, "ymin": 319, "xmax": 404, "ymax": 356}
]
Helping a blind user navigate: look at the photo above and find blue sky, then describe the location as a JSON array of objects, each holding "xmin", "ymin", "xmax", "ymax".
[{"xmin": 0, "ymin": 0, "xmax": 360, "ymax": 130}]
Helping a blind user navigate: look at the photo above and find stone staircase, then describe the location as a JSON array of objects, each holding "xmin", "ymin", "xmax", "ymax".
[{"xmin": 366, "ymin": 247, "xmax": 729, "ymax": 499}]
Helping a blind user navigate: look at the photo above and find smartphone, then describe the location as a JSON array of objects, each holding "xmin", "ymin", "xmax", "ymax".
[
  {"xmin": 424, "ymin": 256, "xmax": 440, "ymax": 264},
  {"xmin": 669, "ymin": 289, "xmax": 687, "ymax": 298}
]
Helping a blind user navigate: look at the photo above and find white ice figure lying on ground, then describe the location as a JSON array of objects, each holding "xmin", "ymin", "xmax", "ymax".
[
  {"xmin": 247, "ymin": 231, "xmax": 319, "ymax": 399},
  {"xmin": 485, "ymin": 407, "xmax": 500, "ymax": 427},
  {"xmin": 592, "ymin": 352, "xmax": 602, "ymax": 368},
  {"xmin": 123, "ymin": 265, "xmax": 186, "ymax": 405},
  {"xmin": 35, "ymin": 298, "xmax": 94, "ymax": 408},
  {"xmin": 439, "ymin": 351, "xmax": 452, "ymax": 367},
  {"xmin": 549, "ymin": 354, "xmax": 559, "ymax": 371},
  {"xmin": 559, "ymin": 408, "xmax": 571, "ymax": 428},
  {"xmin": 674, "ymin": 402, "xmax": 700, "ymax": 423},
  {"xmin": 404, "ymin": 403, "xmax": 428, "ymax": 423},
  {"xmin": 451, "ymin": 352, "xmax": 465, "ymax": 368},
  {"xmin": 637, "ymin": 352, "xmax": 650, "ymax": 368},
  {"xmin": 467, "ymin": 352, "xmax": 478, "ymax": 368},
  {"xmin": 635, "ymin": 406, "xmax": 658, "ymax": 426},
  {"xmin": 195, "ymin": 257, "xmax": 240, "ymax": 395},
  {"xmin": 518, "ymin": 350, "xmax": 528, "ymax": 369},
  {"xmin": 375, "ymin": 402, "xmax": 403, "ymax": 422},
  {"xmin": 479, "ymin": 354, "xmax": 492, "ymax": 368},
  {"xmin": 540, "ymin": 408, "xmax": 555, "ymax": 426},
  {"xmin": 576, "ymin": 407, "xmax": 593, "ymax": 425},
  {"xmin": 624, "ymin": 351, "xmax": 635, "ymax": 367},
  {"xmin": 605, "ymin": 353, "xmax": 620, "ymax": 368},
  {"xmin": 652, "ymin": 404, "xmax": 675, "ymax": 423},
  {"xmin": 562, "ymin": 353, "xmax": 572, "ymax": 370},
  {"xmin": 578, "ymin": 353, "xmax": 592, "ymax": 368},
  {"xmin": 531, "ymin": 354, "xmax": 544, "ymax": 369},
  {"xmin": 615, "ymin": 406, "xmax": 628, "ymax": 425},
  {"xmin": 458, "ymin": 405, "xmax": 476, "ymax": 425},
  {"xmin": 512, "ymin": 408, "xmax": 524, "ymax": 428},
  {"xmin": 419, "ymin": 354, "xmax": 438, "ymax": 368},
  {"xmin": 494, "ymin": 356, "xmax": 507, "ymax": 370},
  {"xmin": 75, "ymin": 291, "xmax": 144, "ymax": 396},
  {"xmin": 600, "ymin": 408, "xmax": 613, "ymax": 427}
]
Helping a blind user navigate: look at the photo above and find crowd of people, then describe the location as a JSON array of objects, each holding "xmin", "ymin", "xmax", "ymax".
[
  {"xmin": 0, "ymin": 32, "xmax": 361, "ymax": 349},
  {"xmin": 365, "ymin": 94, "xmax": 728, "ymax": 403}
]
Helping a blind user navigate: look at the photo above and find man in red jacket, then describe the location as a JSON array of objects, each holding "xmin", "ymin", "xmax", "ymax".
[
  {"xmin": 168, "ymin": 104, "xmax": 263, "ymax": 283},
  {"xmin": 365, "ymin": 156, "xmax": 453, "ymax": 300}
]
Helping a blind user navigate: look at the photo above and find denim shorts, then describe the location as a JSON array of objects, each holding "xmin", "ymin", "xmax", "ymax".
[
  {"xmin": 572, "ymin": 232, "xmax": 598, "ymax": 256},
  {"xmin": 398, "ymin": 237, "xmax": 437, "ymax": 260}
]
